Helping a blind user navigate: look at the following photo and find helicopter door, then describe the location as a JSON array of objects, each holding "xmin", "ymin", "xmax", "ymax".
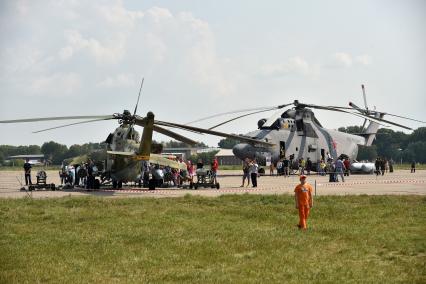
[
  {"xmin": 279, "ymin": 141, "xmax": 285, "ymax": 159},
  {"xmin": 321, "ymin": 149, "xmax": 325, "ymax": 161}
]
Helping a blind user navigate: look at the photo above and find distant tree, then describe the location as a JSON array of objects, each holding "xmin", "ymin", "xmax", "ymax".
[
  {"xmin": 357, "ymin": 145, "xmax": 377, "ymax": 161},
  {"xmin": 218, "ymin": 138, "xmax": 239, "ymax": 149},
  {"xmin": 162, "ymin": 140, "xmax": 208, "ymax": 148},
  {"xmin": 408, "ymin": 127, "xmax": 426, "ymax": 144},
  {"xmin": 67, "ymin": 144, "xmax": 84, "ymax": 158},
  {"xmin": 374, "ymin": 129, "xmax": 409, "ymax": 160},
  {"xmin": 402, "ymin": 141, "xmax": 426, "ymax": 163},
  {"xmin": 27, "ymin": 145, "xmax": 42, "ymax": 154},
  {"xmin": 338, "ymin": 125, "xmax": 363, "ymax": 134},
  {"xmin": 188, "ymin": 150, "xmax": 219, "ymax": 166},
  {"xmin": 0, "ymin": 145, "xmax": 42, "ymax": 165},
  {"xmin": 41, "ymin": 141, "xmax": 68, "ymax": 164}
]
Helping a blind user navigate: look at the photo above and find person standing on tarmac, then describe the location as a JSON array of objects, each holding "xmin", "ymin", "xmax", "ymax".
[
  {"xmin": 294, "ymin": 175, "xmax": 313, "ymax": 230},
  {"xmin": 23, "ymin": 158, "xmax": 32, "ymax": 185},
  {"xmin": 211, "ymin": 157, "xmax": 219, "ymax": 185},
  {"xmin": 240, "ymin": 158, "xmax": 251, "ymax": 187},
  {"xmin": 380, "ymin": 158, "xmax": 386, "ymax": 176},
  {"xmin": 249, "ymin": 159, "xmax": 259, "ymax": 188},
  {"xmin": 411, "ymin": 161, "xmax": 416, "ymax": 173},
  {"xmin": 375, "ymin": 157, "xmax": 381, "ymax": 176},
  {"xmin": 343, "ymin": 158, "xmax": 351, "ymax": 176}
]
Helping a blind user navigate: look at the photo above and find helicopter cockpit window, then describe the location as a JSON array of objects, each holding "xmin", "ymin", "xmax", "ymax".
[
  {"xmin": 105, "ymin": 133, "xmax": 114, "ymax": 144},
  {"xmin": 262, "ymin": 110, "xmax": 284, "ymax": 128}
]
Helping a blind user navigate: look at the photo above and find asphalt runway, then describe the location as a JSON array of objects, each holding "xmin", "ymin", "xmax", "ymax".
[{"xmin": 0, "ymin": 170, "xmax": 424, "ymax": 199}]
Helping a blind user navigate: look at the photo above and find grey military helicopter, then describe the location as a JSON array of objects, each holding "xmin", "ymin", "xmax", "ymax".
[{"xmin": 185, "ymin": 85, "xmax": 425, "ymax": 171}]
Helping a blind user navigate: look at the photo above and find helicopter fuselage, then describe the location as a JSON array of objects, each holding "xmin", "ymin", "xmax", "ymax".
[
  {"xmin": 232, "ymin": 112, "xmax": 365, "ymax": 166},
  {"xmin": 105, "ymin": 125, "xmax": 142, "ymax": 183}
]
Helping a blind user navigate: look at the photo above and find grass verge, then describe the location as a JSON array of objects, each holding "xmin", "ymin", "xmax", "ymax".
[{"xmin": 0, "ymin": 195, "xmax": 425, "ymax": 283}]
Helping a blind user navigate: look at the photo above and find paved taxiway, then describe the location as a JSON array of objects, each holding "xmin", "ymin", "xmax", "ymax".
[{"xmin": 0, "ymin": 170, "xmax": 424, "ymax": 199}]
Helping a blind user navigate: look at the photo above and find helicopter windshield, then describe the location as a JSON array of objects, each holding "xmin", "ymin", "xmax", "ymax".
[{"xmin": 261, "ymin": 109, "xmax": 285, "ymax": 128}]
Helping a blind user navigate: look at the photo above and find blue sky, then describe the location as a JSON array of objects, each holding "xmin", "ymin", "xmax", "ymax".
[{"xmin": 0, "ymin": 0, "xmax": 425, "ymax": 146}]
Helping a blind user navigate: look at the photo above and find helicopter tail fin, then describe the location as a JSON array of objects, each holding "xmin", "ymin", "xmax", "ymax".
[{"xmin": 137, "ymin": 112, "xmax": 155, "ymax": 160}]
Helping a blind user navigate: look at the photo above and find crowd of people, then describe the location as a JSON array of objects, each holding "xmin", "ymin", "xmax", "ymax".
[
  {"xmin": 141, "ymin": 157, "xmax": 219, "ymax": 188},
  {"xmin": 268, "ymin": 154, "xmax": 353, "ymax": 183},
  {"xmin": 59, "ymin": 159, "xmax": 99, "ymax": 189},
  {"xmin": 374, "ymin": 157, "xmax": 395, "ymax": 176},
  {"xmin": 241, "ymin": 158, "xmax": 259, "ymax": 187}
]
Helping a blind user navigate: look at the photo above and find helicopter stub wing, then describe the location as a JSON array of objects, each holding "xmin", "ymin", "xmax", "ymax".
[
  {"xmin": 149, "ymin": 154, "xmax": 187, "ymax": 170},
  {"xmin": 107, "ymin": 150, "xmax": 150, "ymax": 161},
  {"xmin": 154, "ymin": 120, "xmax": 275, "ymax": 147},
  {"xmin": 107, "ymin": 151, "xmax": 135, "ymax": 156}
]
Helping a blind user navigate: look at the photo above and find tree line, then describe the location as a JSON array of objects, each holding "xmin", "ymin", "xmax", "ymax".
[
  {"xmin": 1, "ymin": 127, "xmax": 424, "ymax": 166},
  {"xmin": 0, "ymin": 140, "xmax": 209, "ymax": 166},
  {"xmin": 0, "ymin": 142, "xmax": 105, "ymax": 166}
]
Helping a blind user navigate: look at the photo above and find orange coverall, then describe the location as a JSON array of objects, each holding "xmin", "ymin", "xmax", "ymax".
[{"xmin": 294, "ymin": 183, "xmax": 313, "ymax": 229}]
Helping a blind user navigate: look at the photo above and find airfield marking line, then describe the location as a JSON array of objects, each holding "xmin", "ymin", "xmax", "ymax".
[{"xmin": 317, "ymin": 179, "xmax": 426, "ymax": 187}]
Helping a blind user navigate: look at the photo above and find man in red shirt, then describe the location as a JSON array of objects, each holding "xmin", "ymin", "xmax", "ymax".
[
  {"xmin": 343, "ymin": 158, "xmax": 351, "ymax": 176},
  {"xmin": 211, "ymin": 157, "xmax": 219, "ymax": 185},
  {"xmin": 294, "ymin": 175, "xmax": 313, "ymax": 230}
]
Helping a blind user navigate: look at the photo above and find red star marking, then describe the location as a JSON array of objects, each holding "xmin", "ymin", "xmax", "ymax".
[{"xmin": 332, "ymin": 140, "xmax": 337, "ymax": 150}]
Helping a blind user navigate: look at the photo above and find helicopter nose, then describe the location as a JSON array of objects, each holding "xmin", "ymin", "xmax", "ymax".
[{"xmin": 233, "ymin": 143, "xmax": 255, "ymax": 160}]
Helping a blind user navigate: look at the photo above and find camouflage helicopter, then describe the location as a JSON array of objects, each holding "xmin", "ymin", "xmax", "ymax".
[
  {"xmin": 186, "ymin": 85, "xmax": 425, "ymax": 171},
  {"xmin": 0, "ymin": 79, "xmax": 271, "ymax": 188}
]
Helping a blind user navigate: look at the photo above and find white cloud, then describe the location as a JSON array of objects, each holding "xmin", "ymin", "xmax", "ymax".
[
  {"xmin": 62, "ymin": 29, "xmax": 126, "ymax": 64},
  {"xmin": 31, "ymin": 73, "xmax": 81, "ymax": 96},
  {"xmin": 355, "ymin": 54, "xmax": 372, "ymax": 65},
  {"xmin": 97, "ymin": 73, "xmax": 137, "ymax": 88},
  {"xmin": 327, "ymin": 52, "xmax": 373, "ymax": 68},
  {"xmin": 333, "ymin": 52, "xmax": 353, "ymax": 67},
  {"xmin": 98, "ymin": 2, "xmax": 144, "ymax": 28},
  {"xmin": 260, "ymin": 56, "xmax": 316, "ymax": 78},
  {"xmin": 59, "ymin": 46, "xmax": 73, "ymax": 60}
]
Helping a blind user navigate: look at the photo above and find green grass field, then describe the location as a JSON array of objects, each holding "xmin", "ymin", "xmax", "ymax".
[{"xmin": 0, "ymin": 195, "xmax": 425, "ymax": 283}]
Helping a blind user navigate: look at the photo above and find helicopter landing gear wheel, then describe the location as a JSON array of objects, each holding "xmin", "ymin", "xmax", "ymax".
[{"xmin": 148, "ymin": 179, "xmax": 156, "ymax": 190}]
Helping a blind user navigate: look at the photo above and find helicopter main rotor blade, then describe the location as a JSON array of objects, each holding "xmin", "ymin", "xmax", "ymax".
[
  {"xmin": 190, "ymin": 103, "xmax": 294, "ymax": 130},
  {"xmin": 32, "ymin": 117, "xmax": 116, "ymax": 133},
  {"xmin": 333, "ymin": 101, "xmax": 425, "ymax": 124},
  {"xmin": 154, "ymin": 120, "xmax": 274, "ymax": 147},
  {"xmin": 0, "ymin": 115, "xmax": 113, "ymax": 124},
  {"xmin": 153, "ymin": 125, "xmax": 198, "ymax": 146},
  {"xmin": 380, "ymin": 113, "xmax": 425, "ymax": 124},
  {"xmin": 208, "ymin": 108, "xmax": 278, "ymax": 130},
  {"xmin": 306, "ymin": 104, "xmax": 412, "ymax": 130},
  {"xmin": 186, "ymin": 106, "xmax": 279, "ymax": 125}
]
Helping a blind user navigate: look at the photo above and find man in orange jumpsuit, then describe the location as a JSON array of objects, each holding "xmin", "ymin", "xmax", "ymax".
[{"xmin": 294, "ymin": 175, "xmax": 313, "ymax": 230}]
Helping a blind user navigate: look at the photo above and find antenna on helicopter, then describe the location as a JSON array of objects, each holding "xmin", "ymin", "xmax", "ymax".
[
  {"xmin": 360, "ymin": 84, "xmax": 369, "ymax": 131},
  {"xmin": 133, "ymin": 77, "xmax": 145, "ymax": 116},
  {"xmin": 361, "ymin": 85, "xmax": 369, "ymax": 113}
]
